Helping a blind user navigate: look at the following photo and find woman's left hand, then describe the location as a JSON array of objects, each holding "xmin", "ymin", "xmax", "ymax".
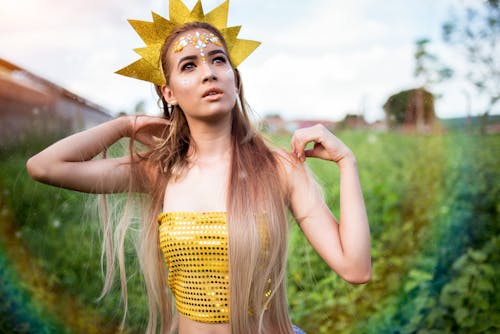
[
  {"xmin": 288, "ymin": 124, "xmax": 371, "ymax": 284},
  {"xmin": 290, "ymin": 124, "xmax": 353, "ymax": 163}
]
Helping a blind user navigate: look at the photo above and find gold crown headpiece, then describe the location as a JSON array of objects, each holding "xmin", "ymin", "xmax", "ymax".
[{"xmin": 115, "ymin": 0, "xmax": 261, "ymax": 86}]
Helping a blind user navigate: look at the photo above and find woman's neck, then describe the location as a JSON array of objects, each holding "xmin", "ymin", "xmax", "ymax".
[{"xmin": 186, "ymin": 116, "xmax": 232, "ymax": 164}]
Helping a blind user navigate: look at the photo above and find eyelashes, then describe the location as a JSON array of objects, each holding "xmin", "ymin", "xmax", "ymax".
[
  {"xmin": 213, "ymin": 56, "xmax": 227, "ymax": 64},
  {"xmin": 181, "ymin": 62, "xmax": 196, "ymax": 71},
  {"xmin": 180, "ymin": 55, "xmax": 228, "ymax": 72}
]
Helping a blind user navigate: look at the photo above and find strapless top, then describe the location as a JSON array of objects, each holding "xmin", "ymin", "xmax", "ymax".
[{"xmin": 158, "ymin": 211, "xmax": 229, "ymax": 323}]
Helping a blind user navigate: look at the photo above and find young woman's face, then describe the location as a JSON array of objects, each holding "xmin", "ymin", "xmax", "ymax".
[{"xmin": 162, "ymin": 29, "xmax": 238, "ymax": 122}]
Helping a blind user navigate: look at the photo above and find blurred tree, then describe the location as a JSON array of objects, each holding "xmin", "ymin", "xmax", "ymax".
[
  {"xmin": 413, "ymin": 38, "xmax": 453, "ymax": 131},
  {"xmin": 442, "ymin": 0, "xmax": 500, "ymax": 133},
  {"xmin": 384, "ymin": 38, "xmax": 451, "ymax": 132},
  {"xmin": 383, "ymin": 89, "xmax": 436, "ymax": 131},
  {"xmin": 414, "ymin": 38, "xmax": 454, "ymax": 88}
]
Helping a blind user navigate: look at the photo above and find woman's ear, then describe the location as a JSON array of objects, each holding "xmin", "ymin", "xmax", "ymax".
[
  {"xmin": 233, "ymin": 68, "xmax": 241, "ymax": 93},
  {"xmin": 161, "ymin": 85, "xmax": 178, "ymax": 106}
]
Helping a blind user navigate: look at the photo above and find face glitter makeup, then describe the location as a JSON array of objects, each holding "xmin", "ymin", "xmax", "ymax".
[
  {"xmin": 173, "ymin": 31, "xmax": 222, "ymax": 62},
  {"xmin": 116, "ymin": 0, "xmax": 261, "ymax": 85}
]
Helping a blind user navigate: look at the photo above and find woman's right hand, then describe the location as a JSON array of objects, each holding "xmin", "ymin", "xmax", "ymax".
[{"xmin": 129, "ymin": 115, "xmax": 171, "ymax": 148}]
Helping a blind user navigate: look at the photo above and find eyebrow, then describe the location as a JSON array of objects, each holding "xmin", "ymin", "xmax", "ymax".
[
  {"xmin": 207, "ymin": 49, "xmax": 226, "ymax": 57},
  {"xmin": 177, "ymin": 49, "xmax": 227, "ymax": 67}
]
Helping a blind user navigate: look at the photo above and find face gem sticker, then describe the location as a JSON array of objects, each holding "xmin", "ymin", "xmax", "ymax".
[{"xmin": 173, "ymin": 31, "xmax": 222, "ymax": 62}]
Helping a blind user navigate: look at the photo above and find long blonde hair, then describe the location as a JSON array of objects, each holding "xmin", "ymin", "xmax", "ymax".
[{"xmin": 102, "ymin": 22, "xmax": 294, "ymax": 334}]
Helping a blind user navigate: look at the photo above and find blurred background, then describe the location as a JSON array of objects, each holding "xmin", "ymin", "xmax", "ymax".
[{"xmin": 0, "ymin": 0, "xmax": 498, "ymax": 333}]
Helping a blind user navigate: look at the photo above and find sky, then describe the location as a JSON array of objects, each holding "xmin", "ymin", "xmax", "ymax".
[{"xmin": 0, "ymin": 0, "xmax": 490, "ymax": 122}]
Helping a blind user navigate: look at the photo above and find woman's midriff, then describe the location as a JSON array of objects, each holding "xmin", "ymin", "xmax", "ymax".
[
  {"xmin": 177, "ymin": 314, "xmax": 280, "ymax": 334},
  {"xmin": 178, "ymin": 314, "xmax": 231, "ymax": 334}
]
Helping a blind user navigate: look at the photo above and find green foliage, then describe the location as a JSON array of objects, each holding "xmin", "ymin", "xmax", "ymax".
[
  {"xmin": 0, "ymin": 132, "xmax": 498, "ymax": 333},
  {"xmin": 442, "ymin": 0, "xmax": 499, "ymax": 122},
  {"xmin": 414, "ymin": 38, "xmax": 453, "ymax": 87},
  {"xmin": 0, "ymin": 138, "xmax": 146, "ymax": 332},
  {"xmin": 427, "ymin": 237, "xmax": 499, "ymax": 332},
  {"xmin": 286, "ymin": 132, "xmax": 499, "ymax": 333},
  {"xmin": 0, "ymin": 251, "xmax": 65, "ymax": 334}
]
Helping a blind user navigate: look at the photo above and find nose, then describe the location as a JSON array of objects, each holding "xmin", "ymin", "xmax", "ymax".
[{"xmin": 201, "ymin": 62, "xmax": 217, "ymax": 83}]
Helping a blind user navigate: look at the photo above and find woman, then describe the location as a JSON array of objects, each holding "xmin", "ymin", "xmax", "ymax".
[{"xmin": 26, "ymin": 2, "xmax": 370, "ymax": 334}]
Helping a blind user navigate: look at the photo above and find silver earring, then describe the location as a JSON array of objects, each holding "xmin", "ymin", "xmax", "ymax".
[{"xmin": 167, "ymin": 103, "xmax": 173, "ymax": 114}]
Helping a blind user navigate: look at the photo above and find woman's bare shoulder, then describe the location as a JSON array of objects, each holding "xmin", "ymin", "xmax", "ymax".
[
  {"xmin": 270, "ymin": 147, "xmax": 312, "ymax": 199},
  {"xmin": 271, "ymin": 147, "xmax": 309, "ymax": 177}
]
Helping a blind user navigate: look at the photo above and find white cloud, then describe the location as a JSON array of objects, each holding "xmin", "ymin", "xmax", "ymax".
[
  {"xmin": 241, "ymin": 1, "xmax": 421, "ymax": 121},
  {"xmin": 0, "ymin": 0, "xmax": 482, "ymax": 120}
]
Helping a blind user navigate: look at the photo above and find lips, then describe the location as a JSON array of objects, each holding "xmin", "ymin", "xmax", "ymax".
[{"xmin": 202, "ymin": 87, "xmax": 224, "ymax": 98}]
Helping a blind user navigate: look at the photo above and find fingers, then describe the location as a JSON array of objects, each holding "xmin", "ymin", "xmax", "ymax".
[
  {"xmin": 304, "ymin": 147, "xmax": 319, "ymax": 158},
  {"xmin": 134, "ymin": 117, "xmax": 171, "ymax": 138},
  {"xmin": 136, "ymin": 115, "xmax": 171, "ymax": 128},
  {"xmin": 291, "ymin": 124, "xmax": 325, "ymax": 162},
  {"xmin": 304, "ymin": 142, "xmax": 332, "ymax": 161},
  {"xmin": 131, "ymin": 116, "xmax": 171, "ymax": 147},
  {"xmin": 303, "ymin": 149, "xmax": 316, "ymax": 161}
]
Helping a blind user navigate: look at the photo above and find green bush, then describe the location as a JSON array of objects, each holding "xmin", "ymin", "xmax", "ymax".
[{"xmin": 0, "ymin": 132, "xmax": 498, "ymax": 333}]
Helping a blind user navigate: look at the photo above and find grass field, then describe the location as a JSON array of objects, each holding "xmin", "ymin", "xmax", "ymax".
[{"xmin": 0, "ymin": 130, "xmax": 498, "ymax": 333}]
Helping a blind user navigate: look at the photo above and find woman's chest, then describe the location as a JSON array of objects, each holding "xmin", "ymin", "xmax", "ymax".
[{"xmin": 163, "ymin": 163, "xmax": 228, "ymax": 212}]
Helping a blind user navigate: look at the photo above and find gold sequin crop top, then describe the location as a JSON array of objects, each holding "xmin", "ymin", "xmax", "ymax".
[{"xmin": 158, "ymin": 212, "xmax": 229, "ymax": 323}]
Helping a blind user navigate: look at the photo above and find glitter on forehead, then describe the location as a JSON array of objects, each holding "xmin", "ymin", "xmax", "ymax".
[{"xmin": 173, "ymin": 31, "xmax": 223, "ymax": 62}]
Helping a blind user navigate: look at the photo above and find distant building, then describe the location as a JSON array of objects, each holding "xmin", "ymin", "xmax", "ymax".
[
  {"xmin": 260, "ymin": 113, "xmax": 390, "ymax": 134},
  {"xmin": 286, "ymin": 119, "xmax": 337, "ymax": 132},
  {"xmin": 368, "ymin": 119, "xmax": 388, "ymax": 132},
  {"xmin": 338, "ymin": 114, "xmax": 368, "ymax": 130},
  {"xmin": 0, "ymin": 58, "xmax": 112, "ymax": 145}
]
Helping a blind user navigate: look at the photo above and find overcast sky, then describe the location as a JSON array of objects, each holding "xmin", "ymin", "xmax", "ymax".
[{"xmin": 0, "ymin": 0, "xmax": 488, "ymax": 122}]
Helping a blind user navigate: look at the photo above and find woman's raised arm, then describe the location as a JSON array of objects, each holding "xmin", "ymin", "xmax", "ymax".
[
  {"xmin": 286, "ymin": 124, "xmax": 371, "ymax": 284},
  {"xmin": 26, "ymin": 115, "xmax": 169, "ymax": 194}
]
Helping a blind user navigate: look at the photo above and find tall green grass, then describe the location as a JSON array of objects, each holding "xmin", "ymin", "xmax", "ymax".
[
  {"xmin": 0, "ymin": 131, "xmax": 498, "ymax": 333},
  {"xmin": 0, "ymin": 138, "xmax": 145, "ymax": 333},
  {"xmin": 286, "ymin": 132, "xmax": 499, "ymax": 333}
]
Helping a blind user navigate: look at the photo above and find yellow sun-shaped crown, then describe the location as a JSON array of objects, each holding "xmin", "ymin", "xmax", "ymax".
[{"xmin": 115, "ymin": 0, "xmax": 261, "ymax": 86}]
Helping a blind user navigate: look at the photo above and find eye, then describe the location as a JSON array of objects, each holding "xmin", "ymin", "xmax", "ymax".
[
  {"xmin": 213, "ymin": 56, "xmax": 227, "ymax": 65},
  {"xmin": 181, "ymin": 62, "xmax": 196, "ymax": 71}
]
